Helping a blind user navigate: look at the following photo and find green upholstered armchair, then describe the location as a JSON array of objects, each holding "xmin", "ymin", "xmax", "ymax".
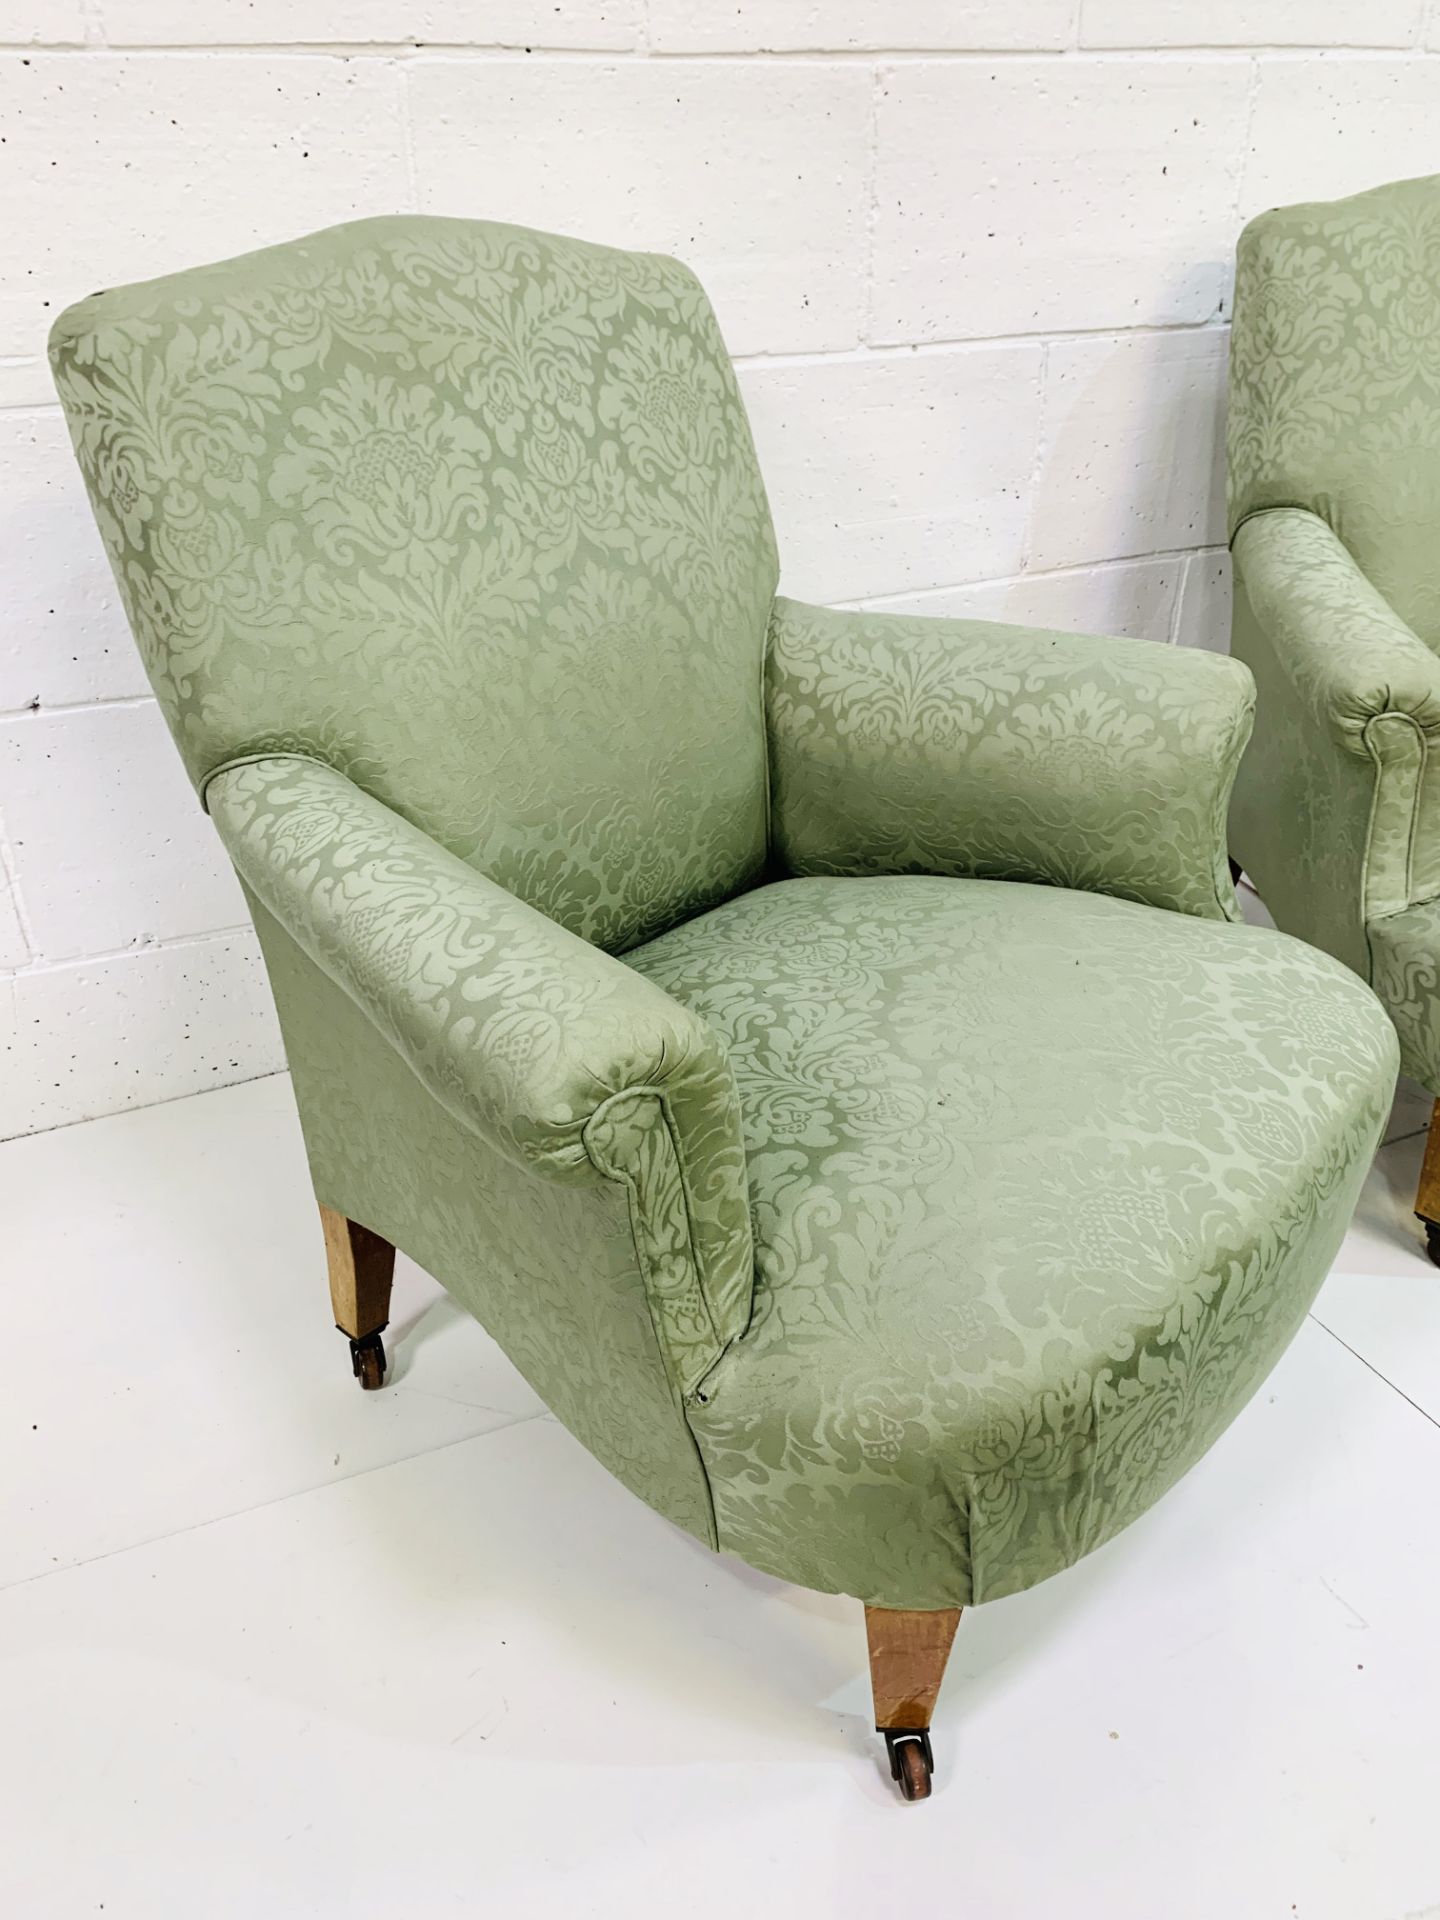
[
  {"xmin": 1227, "ymin": 172, "xmax": 1440, "ymax": 1258},
  {"xmin": 51, "ymin": 218, "xmax": 1397, "ymax": 1801}
]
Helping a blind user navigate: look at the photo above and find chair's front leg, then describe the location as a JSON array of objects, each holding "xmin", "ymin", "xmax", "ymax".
[
  {"xmin": 864, "ymin": 1604, "xmax": 962, "ymax": 1801},
  {"xmin": 1415, "ymin": 1101, "xmax": 1440, "ymax": 1268},
  {"xmin": 319, "ymin": 1203, "xmax": 396, "ymax": 1389}
]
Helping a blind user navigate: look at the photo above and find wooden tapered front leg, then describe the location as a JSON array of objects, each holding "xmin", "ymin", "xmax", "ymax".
[
  {"xmin": 1415, "ymin": 1099, "xmax": 1440, "ymax": 1268},
  {"xmin": 865, "ymin": 1604, "xmax": 962, "ymax": 1801},
  {"xmin": 319, "ymin": 1203, "xmax": 396, "ymax": 1390}
]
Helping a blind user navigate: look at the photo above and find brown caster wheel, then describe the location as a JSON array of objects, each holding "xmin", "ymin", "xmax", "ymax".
[
  {"xmin": 348, "ymin": 1329, "xmax": 387, "ymax": 1390},
  {"xmin": 883, "ymin": 1729, "xmax": 934, "ymax": 1802},
  {"xmin": 1423, "ymin": 1220, "xmax": 1440, "ymax": 1270}
]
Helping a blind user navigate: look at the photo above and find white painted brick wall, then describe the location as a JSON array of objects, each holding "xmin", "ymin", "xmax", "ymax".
[
  {"xmin": 871, "ymin": 59, "xmax": 1251, "ymax": 343},
  {"xmin": 1029, "ymin": 330, "xmax": 1229, "ymax": 571},
  {"xmin": 860, "ymin": 554, "xmax": 1184, "ymax": 645},
  {"xmin": 100, "ymin": 3, "xmax": 645, "ymax": 47},
  {"xmin": 738, "ymin": 345, "xmax": 1042, "ymax": 603},
  {"xmin": 646, "ymin": 3, "xmax": 1075, "ymax": 53},
  {"xmin": 408, "ymin": 57, "xmax": 872, "ymax": 353},
  {"xmin": 2, "ymin": 3, "xmax": 1436, "ymax": 1137},
  {"xmin": 1078, "ymin": 2, "xmax": 1424, "ymax": 50},
  {"xmin": 1244, "ymin": 57, "xmax": 1440, "ymax": 207}
]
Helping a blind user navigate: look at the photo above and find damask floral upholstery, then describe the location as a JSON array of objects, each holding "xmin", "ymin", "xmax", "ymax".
[
  {"xmin": 51, "ymin": 216, "xmax": 1397, "ymax": 1615},
  {"xmin": 634, "ymin": 872, "xmax": 1391, "ymax": 1606},
  {"xmin": 1228, "ymin": 173, "xmax": 1440, "ymax": 1094}
]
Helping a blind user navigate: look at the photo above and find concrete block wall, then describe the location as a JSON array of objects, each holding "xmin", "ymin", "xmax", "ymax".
[{"xmin": 2, "ymin": 3, "xmax": 1437, "ymax": 1135}]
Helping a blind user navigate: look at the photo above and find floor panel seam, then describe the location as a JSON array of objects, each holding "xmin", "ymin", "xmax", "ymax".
[
  {"xmin": 397, "ymin": 1381, "xmax": 542, "ymax": 1419},
  {"xmin": 1308, "ymin": 1312, "xmax": 1440, "ymax": 1433}
]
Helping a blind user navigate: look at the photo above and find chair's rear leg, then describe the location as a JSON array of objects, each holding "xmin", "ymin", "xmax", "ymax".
[
  {"xmin": 864, "ymin": 1604, "xmax": 962, "ymax": 1802},
  {"xmin": 319, "ymin": 1203, "xmax": 396, "ymax": 1389},
  {"xmin": 1415, "ymin": 1099, "xmax": 1440, "ymax": 1269}
]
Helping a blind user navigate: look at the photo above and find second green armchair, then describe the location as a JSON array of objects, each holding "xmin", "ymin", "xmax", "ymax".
[
  {"xmin": 50, "ymin": 216, "xmax": 1397, "ymax": 1801},
  {"xmin": 1227, "ymin": 171, "xmax": 1440, "ymax": 1256}
]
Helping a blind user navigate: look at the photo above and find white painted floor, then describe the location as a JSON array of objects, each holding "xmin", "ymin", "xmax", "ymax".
[{"xmin": 3, "ymin": 1071, "xmax": 1439, "ymax": 1919}]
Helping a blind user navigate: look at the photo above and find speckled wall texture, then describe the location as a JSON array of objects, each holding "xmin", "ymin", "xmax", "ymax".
[{"xmin": 2, "ymin": 1, "xmax": 1437, "ymax": 1136}]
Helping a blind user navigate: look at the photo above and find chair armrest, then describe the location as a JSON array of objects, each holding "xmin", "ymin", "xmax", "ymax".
[
  {"xmin": 1229, "ymin": 505, "xmax": 1440, "ymax": 941},
  {"xmin": 765, "ymin": 596, "xmax": 1254, "ymax": 920},
  {"xmin": 1232, "ymin": 508, "xmax": 1440, "ymax": 753},
  {"xmin": 208, "ymin": 754, "xmax": 753, "ymax": 1375}
]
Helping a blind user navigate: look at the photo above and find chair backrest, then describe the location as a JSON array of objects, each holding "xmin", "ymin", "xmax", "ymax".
[
  {"xmin": 50, "ymin": 217, "xmax": 779, "ymax": 953},
  {"xmin": 1228, "ymin": 171, "xmax": 1440, "ymax": 647}
]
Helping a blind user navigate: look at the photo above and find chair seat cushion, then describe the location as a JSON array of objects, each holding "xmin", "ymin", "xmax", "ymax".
[{"xmin": 626, "ymin": 875, "xmax": 1396, "ymax": 1609}]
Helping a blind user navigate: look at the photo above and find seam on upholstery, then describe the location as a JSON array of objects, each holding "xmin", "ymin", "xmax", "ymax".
[
  {"xmin": 1364, "ymin": 709, "xmax": 1440, "ymax": 743},
  {"xmin": 1366, "ymin": 869, "xmax": 1440, "ymax": 924},
  {"xmin": 1405, "ymin": 725, "xmax": 1426, "ymax": 903},
  {"xmin": 1227, "ymin": 500, "xmax": 1314, "ymax": 549},
  {"xmin": 1397, "ymin": 715, "xmax": 1425, "ymax": 907},
  {"xmin": 582, "ymin": 1085, "xmax": 723, "ymax": 1383},
  {"xmin": 1361, "ymin": 722, "xmax": 1390, "ymax": 987},
  {"xmin": 1360, "ymin": 714, "xmax": 1428, "ymax": 973},
  {"xmin": 759, "ymin": 593, "xmax": 778, "ymax": 855},
  {"xmin": 199, "ymin": 747, "xmax": 334, "ymax": 814},
  {"xmin": 654, "ymin": 1091, "xmax": 730, "ymax": 1353},
  {"xmin": 963, "ymin": 1484, "xmax": 981, "ymax": 1608},
  {"xmin": 1362, "ymin": 715, "xmax": 1414, "ymax": 900},
  {"xmin": 651, "ymin": 1090, "xmax": 724, "ymax": 1354},
  {"xmin": 582, "ymin": 1086, "xmax": 722, "ymax": 1550},
  {"xmin": 1209, "ymin": 680, "xmax": 1257, "ymax": 920}
]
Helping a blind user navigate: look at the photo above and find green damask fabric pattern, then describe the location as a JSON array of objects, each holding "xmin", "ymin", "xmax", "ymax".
[
  {"xmin": 209, "ymin": 754, "xmax": 754, "ymax": 1387},
  {"xmin": 52, "ymin": 214, "xmax": 1399, "ymax": 1615},
  {"xmin": 630, "ymin": 876, "xmax": 1395, "ymax": 1607},
  {"xmin": 246, "ymin": 887, "xmax": 721, "ymax": 1547},
  {"xmin": 49, "ymin": 215, "xmax": 778, "ymax": 955},
  {"xmin": 767, "ymin": 596, "xmax": 1253, "ymax": 922},
  {"xmin": 1229, "ymin": 171, "xmax": 1440, "ymax": 644},
  {"xmin": 1369, "ymin": 899, "xmax": 1440, "ymax": 1093},
  {"xmin": 1228, "ymin": 175, "xmax": 1440, "ymax": 1092}
]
